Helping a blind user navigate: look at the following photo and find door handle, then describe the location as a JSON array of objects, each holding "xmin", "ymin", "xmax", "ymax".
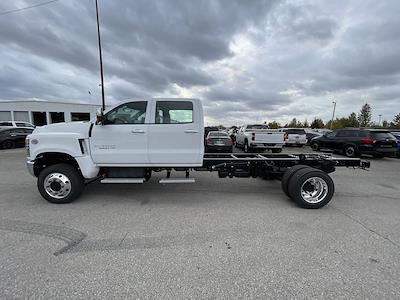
[
  {"xmin": 184, "ymin": 129, "xmax": 198, "ymax": 133},
  {"xmin": 131, "ymin": 129, "xmax": 145, "ymax": 133}
]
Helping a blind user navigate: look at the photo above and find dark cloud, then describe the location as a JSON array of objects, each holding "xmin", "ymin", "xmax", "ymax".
[{"xmin": 0, "ymin": 0, "xmax": 399, "ymax": 124}]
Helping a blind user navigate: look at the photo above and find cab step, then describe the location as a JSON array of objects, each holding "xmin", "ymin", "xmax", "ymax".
[
  {"xmin": 159, "ymin": 178, "xmax": 195, "ymax": 184},
  {"xmin": 101, "ymin": 178, "xmax": 144, "ymax": 184}
]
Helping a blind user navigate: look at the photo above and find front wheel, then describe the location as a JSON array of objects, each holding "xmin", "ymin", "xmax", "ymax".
[
  {"xmin": 37, "ymin": 164, "xmax": 84, "ymax": 204},
  {"xmin": 2, "ymin": 140, "xmax": 15, "ymax": 149},
  {"xmin": 311, "ymin": 142, "xmax": 320, "ymax": 151}
]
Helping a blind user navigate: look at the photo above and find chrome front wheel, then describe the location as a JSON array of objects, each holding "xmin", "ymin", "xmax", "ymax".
[
  {"xmin": 38, "ymin": 164, "xmax": 84, "ymax": 204},
  {"xmin": 44, "ymin": 172, "xmax": 72, "ymax": 199}
]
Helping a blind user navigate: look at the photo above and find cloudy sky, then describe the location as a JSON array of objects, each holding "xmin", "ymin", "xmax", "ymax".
[{"xmin": 0, "ymin": 0, "xmax": 399, "ymax": 125}]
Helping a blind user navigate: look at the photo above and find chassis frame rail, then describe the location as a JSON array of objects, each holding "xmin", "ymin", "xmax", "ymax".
[{"xmin": 199, "ymin": 153, "xmax": 370, "ymax": 179}]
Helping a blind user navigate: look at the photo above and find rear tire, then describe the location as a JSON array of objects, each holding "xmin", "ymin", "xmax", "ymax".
[
  {"xmin": 2, "ymin": 140, "xmax": 15, "ymax": 149},
  {"xmin": 281, "ymin": 165, "xmax": 311, "ymax": 198},
  {"xmin": 344, "ymin": 145, "xmax": 357, "ymax": 157},
  {"xmin": 288, "ymin": 168, "xmax": 334, "ymax": 209},
  {"xmin": 37, "ymin": 164, "xmax": 84, "ymax": 204}
]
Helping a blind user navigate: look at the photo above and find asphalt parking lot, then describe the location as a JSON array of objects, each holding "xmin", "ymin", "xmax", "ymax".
[{"xmin": 0, "ymin": 147, "xmax": 399, "ymax": 298}]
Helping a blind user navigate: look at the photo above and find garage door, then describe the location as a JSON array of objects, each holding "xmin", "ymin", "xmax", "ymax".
[
  {"xmin": 0, "ymin": 111, "xmax": 12, "ymax": 121},
  {"xmin": 14, "ymin": 111, "xmax": 30, "ymax": 122}
]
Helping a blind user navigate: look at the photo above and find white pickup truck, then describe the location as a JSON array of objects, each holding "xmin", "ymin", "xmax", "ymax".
[
  {"xmin": 25, "ymin": 98, "xmax": 369, "ymax": 208},
  {"xmin": 235, "ymin": 124, "xmax": 285, "ymax": 153}
]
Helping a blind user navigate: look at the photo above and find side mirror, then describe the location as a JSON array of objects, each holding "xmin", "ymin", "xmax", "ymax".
[{"xmin": 96, "ymin": 108, "xmax": 104, "ymax": 125}]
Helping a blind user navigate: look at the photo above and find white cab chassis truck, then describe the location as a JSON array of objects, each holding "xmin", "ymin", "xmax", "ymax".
[{"xmin": 26, "ymin": 98, "xmax": 370, "ymax": 209}]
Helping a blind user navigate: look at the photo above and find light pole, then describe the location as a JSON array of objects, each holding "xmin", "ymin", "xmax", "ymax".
[
  {"xmin": 330, "ymin": 100, "xmax": 336, "ymax": 129},
  {"xmin": 95, "ymin": 0, "xmax": 105, "ymax": 112}
]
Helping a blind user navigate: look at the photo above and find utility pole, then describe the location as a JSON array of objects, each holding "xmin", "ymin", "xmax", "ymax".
[
  {"xmin": 95, "ymin": 0, "xmax": 105, "ymax": 112},
  {"xmin": 330, "ymin": 100, "xmax": 336, "ymax": 129}
]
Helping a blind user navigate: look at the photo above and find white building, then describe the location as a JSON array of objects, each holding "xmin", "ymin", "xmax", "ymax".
[{"xmin": 0, "ymin": 100, "xmax": 103, "ymax": 126}]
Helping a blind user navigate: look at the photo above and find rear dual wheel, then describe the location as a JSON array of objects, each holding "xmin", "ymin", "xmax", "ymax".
[{"xmin": 281, "ymin": 166, "xmax": 334, "ymax": 209}]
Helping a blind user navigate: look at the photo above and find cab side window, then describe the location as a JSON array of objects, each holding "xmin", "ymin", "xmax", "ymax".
[
  {"xmin": 104, "ymin": 101, "xmax": 147, "ymax": 125},
  {"xmin": 155, "ymin": 101, "xmax": 193, "ymax": 124}
]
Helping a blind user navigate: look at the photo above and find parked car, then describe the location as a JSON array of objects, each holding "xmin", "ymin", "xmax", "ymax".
[
  {"xmin": 278, "ymin": 128, "xmax": 307, "ymax": 147},
  {"xmin": 0, "ymin": 128, "xmax": 34, "ymax": 149},
  {"xmin": 204, "ymin": 126, "xmax": 219, "ymax": 137},
  {"xmin": 310, "ymin": 128, "xmax": 398, "ymax": 158},
  {"xmin": 205, "ymin": 131, "xmax": 233, "ymax": 153},
  {"xmin": 235, "ymin": 124, "xmax": 285, "ymax": 153},
  {"xmin": 0, "ymin": 121, "xmax": 35, "ymax": 130}
]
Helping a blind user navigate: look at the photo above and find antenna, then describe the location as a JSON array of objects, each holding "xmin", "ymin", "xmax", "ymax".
[{"xmin": 95, "ymin": 0, "xmax": 105, "ymax": 112}]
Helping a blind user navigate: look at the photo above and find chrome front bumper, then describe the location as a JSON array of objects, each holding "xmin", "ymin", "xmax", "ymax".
[{"xmin": 26, "ymin": 160, "xmax": 36, "ymax": 177}]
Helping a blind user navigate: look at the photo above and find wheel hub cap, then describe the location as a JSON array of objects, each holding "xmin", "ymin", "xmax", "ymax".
[
  {"xmin": 44, "ymin": 173, "xmax": 71, "ymax": 199},
  {"xmin": 300, "ymin": 177, "xmax": 328, "ymax": 203}
]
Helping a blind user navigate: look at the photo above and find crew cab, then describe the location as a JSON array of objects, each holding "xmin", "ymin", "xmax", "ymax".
[
  {"xmin": 26, "ymin": 98, "xmax": 370, "ymax": 209},
  {"xmin": 235, "ymin": 124, "xmax": 284, "ymax": 153}
]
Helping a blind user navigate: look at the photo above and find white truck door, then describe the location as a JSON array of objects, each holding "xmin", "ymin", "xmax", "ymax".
[
  {"xmin": 147, "ymin": 99, "xmax": 204, "ymax": 166},
  {"xmin": 90, "ymin": 101, "xmax": 149, "ymax": 165}
]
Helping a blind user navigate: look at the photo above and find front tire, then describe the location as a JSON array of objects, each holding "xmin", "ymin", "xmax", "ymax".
[
  {"xmin": 288, "ymin": 168, "xmax": 334, "ymax": 209},
  {"xmin": 2, "ymin": 140, "xmax": 15, "ymax": 149},
  {"xmin": 37, "ymin": 164, "xmax": 84, "ymax": 204},
  {"xmin": 311, "ymin": 142, "xmax": 320, "ymax": 151}
]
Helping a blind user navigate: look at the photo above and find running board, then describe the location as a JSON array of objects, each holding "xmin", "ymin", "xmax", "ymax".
[
  {"xmin": 159, "ymin": 178, "xmax": 195, "ymax": 184},
  {"xmin": 101, "ymin": 178, "xmax": 144, "ymax": 184}
]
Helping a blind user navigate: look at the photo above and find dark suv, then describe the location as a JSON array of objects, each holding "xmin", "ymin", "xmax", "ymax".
[
  {"xmin": 310, "ymin": 128, "xmax": 398, "ymax": 158},
  {"xmin": 0, "ymin": 128, "xmax": 34, "ymax": 149}
]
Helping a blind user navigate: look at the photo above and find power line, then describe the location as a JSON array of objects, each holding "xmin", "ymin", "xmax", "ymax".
[{"xmin": 0, "ymin": 0, "xmax": 59, "ymax": 17}]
